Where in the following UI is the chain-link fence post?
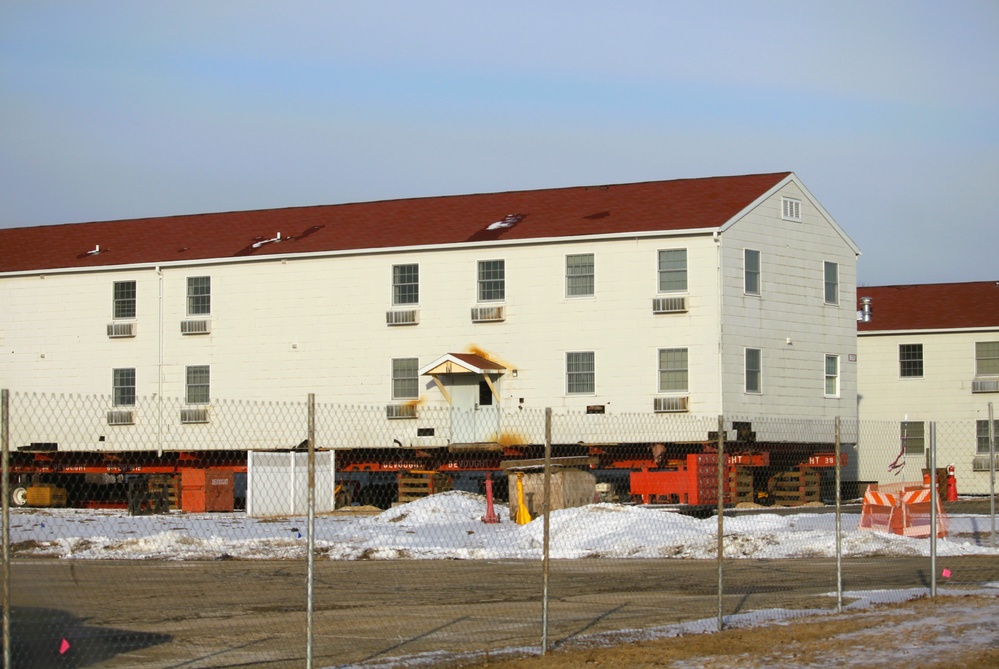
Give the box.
[929,421,938,598]
[835,416,843,613]
[541,407,552,654]
[306,393,316,669]
[716,414,725,632]
[989,402,996,549]
[2,388,10,669]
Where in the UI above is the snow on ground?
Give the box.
[10,491,999,561]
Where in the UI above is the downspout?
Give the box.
[156,266,164,456]
[713,230,724,416]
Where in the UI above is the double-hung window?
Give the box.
[745,348,762,393]
[566,352,595,394]
[824,262,839,305]
[392,264,419,305]
[977,420,999,454]
[744,249,761,295]
[901,421,925,455]
[658,348,688,393]
[657,249,687,292]
[391,358,419,400]
[824,354,840,397]
[899,344,923,378]
[187,277,211,316]
[185,366,210,404]
[566,253,594,297]
[112,368,136,406]
[113,281,136,319]
[477,260,505,302]
[976,341,999,377]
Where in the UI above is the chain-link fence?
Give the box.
[2,389,997,668]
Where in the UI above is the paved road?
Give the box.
[10,555,999,668]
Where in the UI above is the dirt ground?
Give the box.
[10,556,999,668]
[446,595,999,669]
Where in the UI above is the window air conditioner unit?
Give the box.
[471,305,505,322]
[181,319,211,335]
[386,404,418,419]
[180,407,210,424]
[972,379,999,393]
[386,309,419,326]
[106,410,135,425]
[107,322,136,338]
[653,296,687,314]
[972,455,999,471]
[654,396,689,413]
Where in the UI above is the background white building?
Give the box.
[856,281,999,494]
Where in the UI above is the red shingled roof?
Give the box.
[0,173,791,273]
[857,282,999,332]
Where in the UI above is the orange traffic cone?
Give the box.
[515,472,532,525]
[946,465,958,502]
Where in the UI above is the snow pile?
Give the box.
[10,491,999,561]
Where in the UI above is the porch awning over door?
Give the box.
[419,353,506,405]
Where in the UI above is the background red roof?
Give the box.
[857,282,999,332]
[0,173,789,272]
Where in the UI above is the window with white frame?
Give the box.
[976,420,999,454]
[566,351,595,394]
[657,249,687,292]
[824,354,840,397]
[744,249,761,295]
[899,344,923,378]
[113,281,136,319]
[745,348,762,393]
[658,348,688,393]
[976,341,999,377]
[781,197,801,221]
[185,365,210,404]
[187,276,211,316]
[477,260,505,302]
[901,421,925,455]
[566,253,594,297]
[392,264,419,305]
[824,261,839,305]
[112,368,135,406]
[391,358,419,400]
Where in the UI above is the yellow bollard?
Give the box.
[515,472,532,525]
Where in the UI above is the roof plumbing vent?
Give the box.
[251,232,283,249]
[857,296,873,323]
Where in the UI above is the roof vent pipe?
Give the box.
[857,296,873,323]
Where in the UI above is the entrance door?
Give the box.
[450,376,500,444]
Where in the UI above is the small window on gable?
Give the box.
[824,261,839,305]
[744,249,760,296]
[781,197,801,221]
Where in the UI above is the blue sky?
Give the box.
[2,1,996,286]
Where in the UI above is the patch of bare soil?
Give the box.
[447,595,999,669]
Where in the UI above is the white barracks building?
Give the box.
[0,173,860,449]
